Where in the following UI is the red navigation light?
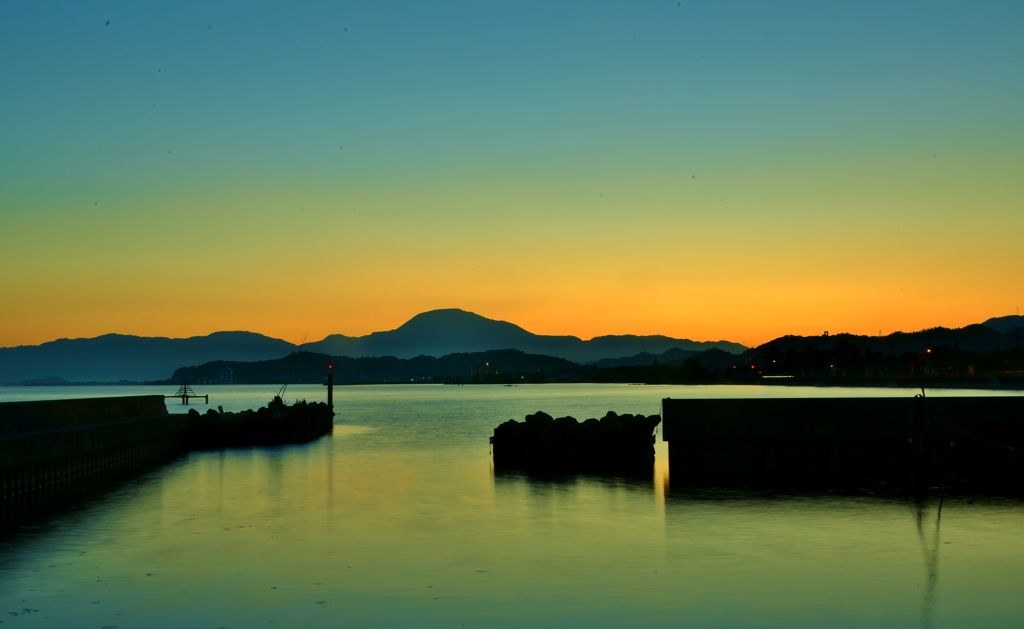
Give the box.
[328,364,333,369]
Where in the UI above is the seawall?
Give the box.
[1,396,188,523]
[662,396,1024,493]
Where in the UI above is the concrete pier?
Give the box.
[1,396,188,523]
[662,396,1024,493]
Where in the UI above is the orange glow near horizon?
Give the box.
[2,157,1022,350]
[4,250,1019,350]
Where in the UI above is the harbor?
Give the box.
[5,383,1024,528]
[2,383,1023,628]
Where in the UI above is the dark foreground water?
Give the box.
[1,384,1023,628]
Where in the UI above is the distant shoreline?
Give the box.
[4,377,1023,391]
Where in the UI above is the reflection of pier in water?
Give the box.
[657,488,959,627]
[914,498,942,629]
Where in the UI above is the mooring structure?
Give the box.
[165,381,208,405]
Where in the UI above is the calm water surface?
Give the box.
[1,384,1023,628]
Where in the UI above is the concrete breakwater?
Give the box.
[1,396,186,527]
[491,411,661,473]
[1,395,334,528]
[662,396,1024,493]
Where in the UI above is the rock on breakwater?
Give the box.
[491,410,660,473]
[187,396,334,449]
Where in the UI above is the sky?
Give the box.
[1,1,1022,349]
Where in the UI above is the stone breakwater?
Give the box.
[186,397,334,449]
[491,411,661,473]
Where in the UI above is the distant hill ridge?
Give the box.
[0,309,744,383]
[0,331,294,384]
[169,349,585,385]
[751,322,1021,355]
[983,315,1024,335]
[2,309,1020,384]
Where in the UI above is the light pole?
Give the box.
[326,363,334,416]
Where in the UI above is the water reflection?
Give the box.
[1,451,186,538]
[658,489,954,627]
[493,468,656,493]
[914,498,942,629]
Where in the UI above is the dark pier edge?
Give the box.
[661,396,1024,494]
[0,396,187,531]
[1,394,333,532]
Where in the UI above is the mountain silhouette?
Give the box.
[304,309,745,362]
[0,331,294,383]
[983,315,1024,335]
[5,308,1020,384]
[15,309,1019,384]
[0,309,744,383]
